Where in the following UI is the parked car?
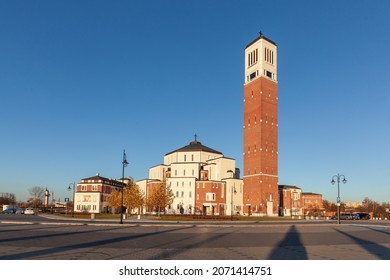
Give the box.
[352,214,360,220]
[15,208,25,214]
[1,209,16,214]
[24,208,35,215]
[332,214,354,220]
[357,213,371,220]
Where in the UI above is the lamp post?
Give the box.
[120,150,128,224]
[68,182,76,218]
[331,174,347,224]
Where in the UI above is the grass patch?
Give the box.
[49,212,122,219]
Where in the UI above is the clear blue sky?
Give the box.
[1,0,389,204]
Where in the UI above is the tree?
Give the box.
[0,193,16,205]
[146,180,174,216]
[361,197,374,212]
[323,200,337,212]
[28,186,45,208]
[123,184,145,214]
[106,189,122,212]
[106,183,145,215]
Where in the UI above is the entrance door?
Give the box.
[267,201,273,216]
[219,204,225,216]
[247,205,252,216]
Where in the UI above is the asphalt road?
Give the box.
[1,214,389,260]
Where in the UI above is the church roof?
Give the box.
[246,34,277,49]
[165,141,223,156]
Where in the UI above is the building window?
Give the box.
[248,49,258,67]
[265,48,274,64]
[191,154,194,161]
[82,186,87,191]
[250,72,256,80]
[184,155,186,162]
[92,185,98,191]
[206,193,216,201]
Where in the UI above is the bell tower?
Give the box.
[243,34,278,216]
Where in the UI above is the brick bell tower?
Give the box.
[243,34,278,216]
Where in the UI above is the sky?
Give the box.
[0,0,389,204]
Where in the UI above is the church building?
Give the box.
[137,138,243,216]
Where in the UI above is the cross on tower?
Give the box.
[194,133,198,142]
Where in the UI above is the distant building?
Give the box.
[74,173,124,214]
[302,192,323,216]
[137,140,243,216]
[278,185,303,217]
[344,202,362,209]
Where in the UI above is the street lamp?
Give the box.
[331,174,347,224]
[120,149,128,224]
[68,182,76,218]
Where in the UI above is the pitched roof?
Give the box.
[165,141,223,156]
[80,173,125,187]
[246,34,277,49]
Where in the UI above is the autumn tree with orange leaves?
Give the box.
[146,180,174,216]
[107,183,145,215]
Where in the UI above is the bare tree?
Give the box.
[0,193,16,205]
[28,186,45,208]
